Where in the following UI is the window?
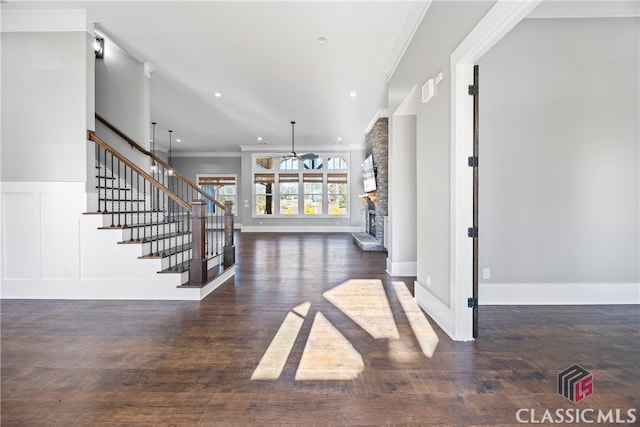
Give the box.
[328,173,347,215]
[197,175,237,215]
[252,153,349,217]
[279,174,299,215]
[327,157,347,170]
[279,158,298,170]
[255,173,274,215]
[303,157,323,170]
[255,157,274,170]
[303,173,323,215]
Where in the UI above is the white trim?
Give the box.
[480,282,640,305]
[414,281,453,340]
[199,267,236,300]
[384,0,433,80]
[173,151,242,157]
[241,225,358,233]
[365,109,389,135]
[527,0,640,19]
[385,260,417,277]
[1,9,88,33]
[446,0,542,342]
[1,181,85,193]
[394,85,419,116]
[240,146,351,153]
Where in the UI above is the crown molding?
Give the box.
[384,1,433,81]
[365,109,389,135]
[172,151,241,158]
[239,145,352,153]
[1,9,88,33]
[527,0,640,19]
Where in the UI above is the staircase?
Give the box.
[82,118,235,300]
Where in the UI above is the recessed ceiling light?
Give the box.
[257,137,263,141]
[316,36,327,44]
[176,138,181,142]
[349,91,357,97]
[214,92,222,98]
[337,137,342,141]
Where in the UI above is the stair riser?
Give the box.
[120,223,181,241]
[160,251,224,273]
[140,235,193,255]
[100,212,167,226]
[161,249,192,270]
[98,200,153,212]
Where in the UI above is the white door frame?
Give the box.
[448,0,542,341]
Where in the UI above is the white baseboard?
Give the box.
[1,278,202,300]
[386,260,417,276]
[480,282,640,305]
[414,281,453,339]
[200,266,235,299]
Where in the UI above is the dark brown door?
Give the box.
[471,65,479,338]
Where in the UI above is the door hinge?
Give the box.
[468,84,478,96]
[467,227,478,238]
[468,297,478,308]
[468,156,478,167]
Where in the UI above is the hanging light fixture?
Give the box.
[150,122,157,172]
[167,129,174,176]
[94,37,104,59]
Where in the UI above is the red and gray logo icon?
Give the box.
[558,364,593,403]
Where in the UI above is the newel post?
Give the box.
[190,200,208,286]
[223,200,235,266]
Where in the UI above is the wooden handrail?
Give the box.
[94,113,226,210]
[88,130,192,212]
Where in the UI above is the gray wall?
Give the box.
[388,1,495,304]
[172,154,242,217]
[95,37,149,149]
[477,17,640,284]
[1,31,89,182]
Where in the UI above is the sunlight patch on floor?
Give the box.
[292,301,311,317]
[295,312,364,381]
[251,304,309,380]
[393,281,439,358]
[323,279,399,339]
[252,280,441,381]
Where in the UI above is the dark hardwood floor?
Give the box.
[2,232,638,426]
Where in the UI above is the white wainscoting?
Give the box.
[1,182,228,300]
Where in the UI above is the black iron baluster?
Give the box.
[116,157,122,227]
[109,152,115,226]
[124,163,129,233]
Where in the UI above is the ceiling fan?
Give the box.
[268,121,318,161]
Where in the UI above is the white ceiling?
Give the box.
[3,1,424,153]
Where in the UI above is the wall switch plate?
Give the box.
[482,268,491,280]
[426,274,431,287]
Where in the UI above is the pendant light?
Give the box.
[167,129,174,176]
[150,122,157,172]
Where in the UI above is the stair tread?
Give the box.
[83,210,163,215]
[158,259,191,274]
[98,220,179,230]
[178,263,233,288]
[96,186,131,190]
[98,198,145,202]
[139,243,192,259]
